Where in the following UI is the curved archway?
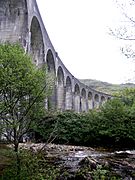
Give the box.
[30,16,44,65]
[46,49,56,110]
[74,84,80,112]
[81,88,86,98]
[0,0,28,45]
[94,94,99,108]
[88,91,93,109]
[57,66,64,86]
[65,76,72,110]
[101,96,105,105]
[81,88,87,112]
[57,66,65,110]
[75,84,80,95]
[46,49,55,73]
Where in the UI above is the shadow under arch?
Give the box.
[81,88,87,112]
[74,84,80,112]
[94,94,99,108]
[101,95,106,105]
[30,16,44,66]
[65,76,72,110]
[57,66,65,110]
[88,91,93,109]
[46,49,56,110]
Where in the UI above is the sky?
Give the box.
[36,0,135,84]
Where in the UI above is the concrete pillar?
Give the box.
[81,98,87,112]
[74,95,80,113]
[57,84,65,111]
[65,90,73,110]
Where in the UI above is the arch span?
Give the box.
[101,96,105,105]
[81,88,87,112]
[65,76,72,110]
[46,49,56,110]
[46,49,55,74]
[88,91,93,109]
[94,94,99,108]
[57,66,65,110]
[74,84,80,112]
[30,16,44,65]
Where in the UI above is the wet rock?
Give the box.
[17,143,135,179]
[79,157,97,170]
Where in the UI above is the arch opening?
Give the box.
[94,94,99,108]
[74,84,80,95]
[65,76,72,110]
[74,84,80,112]
[88,92,92,100]
[88,91,93,109]
[30,16,44,65]
[81,88,87,112]
[81,88,86,98]
[66,76,72,92]
[95,94,99,102]
[46,49,55,74]
[57,66,64,110]
[46,49,56,110]
[101,96,105,102]
[57,66,64,86]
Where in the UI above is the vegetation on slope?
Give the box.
[34,93,135,149]
[80,79,135,94]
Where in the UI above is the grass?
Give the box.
[0,144,13,176]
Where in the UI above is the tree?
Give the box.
[0,43,53,152]
[110,0,135,60]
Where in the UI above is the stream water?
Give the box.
[20,143,135,179]
[57,147,135,179]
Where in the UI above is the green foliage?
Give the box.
[0,43,52,151]
[1,149,60,180]
[80,79,135,95]
[91,165,121,180]
[35,97,135,148]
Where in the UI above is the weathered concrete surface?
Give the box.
[0,0,112,112]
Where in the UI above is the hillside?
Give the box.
[80,79,135,95]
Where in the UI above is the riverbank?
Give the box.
[1,143,135,179]
[16,143,135,179]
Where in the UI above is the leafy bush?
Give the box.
[34,97,135,148]
[1,149,60,180]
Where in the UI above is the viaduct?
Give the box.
[0,0,112,112]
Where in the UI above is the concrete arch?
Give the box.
[57,66,65,110]
[0,0,28,44]
[46,49,56,110]
[81,88,86,98]
[101,95,106,105]
[94,94,99,108]
[57,66,64,85]
[74,84,80,95]
[65,76,72,110]
[88,91,93,109]
[81,88,87,112]
[46,49,56,74]
[74,84,80,112]
[30,16,44,65]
